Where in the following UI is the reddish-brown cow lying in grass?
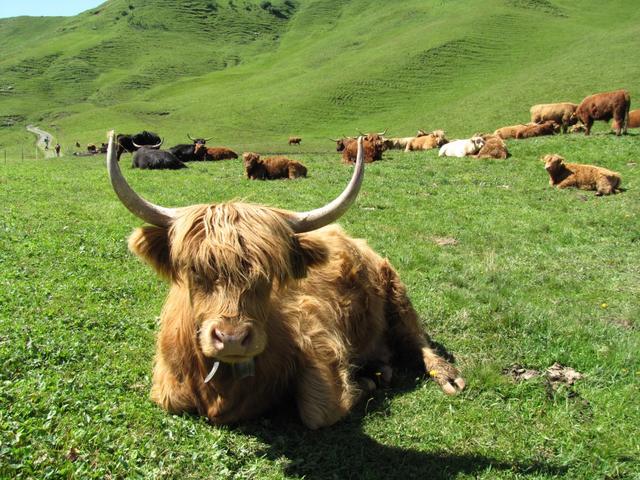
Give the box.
[243,152,307,180]
[543,154,622,196]
[494,123,536,139]
[105,133,465,429]
[515,120,560,139]
[197,146,238,161]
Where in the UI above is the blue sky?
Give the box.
[0,1,104,19]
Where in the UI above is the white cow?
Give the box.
[438,136,485,158]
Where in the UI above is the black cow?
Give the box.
[117,130,162,160]
[168,134,213,162]
[132,147,186,170]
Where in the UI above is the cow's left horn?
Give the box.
[377,128,387,136]
[106,130,178,227]
[288,136,365,233]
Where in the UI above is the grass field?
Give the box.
[1,131,639,479]
[1,0,640,478]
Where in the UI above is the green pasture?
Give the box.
[1,132,639,479]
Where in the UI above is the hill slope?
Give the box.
[1,0,639,151]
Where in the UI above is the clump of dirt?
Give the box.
[504,362,583,387]
[545,362,582,386]
[432,236,458,247]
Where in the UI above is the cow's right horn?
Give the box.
[106,130,178,227]
[288,136,365,233]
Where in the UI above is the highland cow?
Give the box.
[474,134,510,159]
[438,136,485,157]
[515,120,560,139]
[494,123,536,140]
[201,146,238,161]
[573,89,631,136]
[405,130,448,152]
[243,152,307,179]
[105,133,465,429]
[530,102,578,133]
[543,154,622,196]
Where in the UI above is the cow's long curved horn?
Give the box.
[132,138,163,149]
[106,130,178,227]
[288,136,365,233]
[204,136,213,142]
[357,129,366,136]
[187,133,195,141]
[328,137,339,142]
[377,128,387,136]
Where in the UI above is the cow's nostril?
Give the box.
[213,328,225,343]
[241,329,252,347]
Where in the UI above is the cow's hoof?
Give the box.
[429,365,466,395]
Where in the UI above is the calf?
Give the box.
[243,152,307,180]
[405,130,448,152]
[515,120,560,139]
[438,136,485,158]
[543,154,621,196]
[474,134,510,159]
[288,136,302,146]
[494,123,536,139]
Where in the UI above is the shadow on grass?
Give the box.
[239,374,568,479]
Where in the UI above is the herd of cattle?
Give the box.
[103,88,634,189]
[99,88,632,430]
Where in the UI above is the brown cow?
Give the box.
[342,139,383,164]
[333,134,384,164]
[474,134,510,159]
[494,123,536,140]
[515,121,560,139]
[288,136,302,146]
[623,109,640,129]
[573,89,631,136]
[543,154,622,196]
[105,133,465,429]
[530,102,578,133]
[243,152,307,180]
[200,146,238,161]
[405,130,448,152]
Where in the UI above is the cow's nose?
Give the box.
[212,327,252,354]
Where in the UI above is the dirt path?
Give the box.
[26,125,60,158]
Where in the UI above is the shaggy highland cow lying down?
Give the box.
[474,134,510,159]
[543,154,622,196]
[106,134,465,429]
[243,152,307,180]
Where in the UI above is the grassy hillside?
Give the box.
[1,135,639,479]
[1,0,639,152]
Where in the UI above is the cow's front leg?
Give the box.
[296,360,368,429]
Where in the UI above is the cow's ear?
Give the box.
[290,234,329,279]
[128,226,173,280]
